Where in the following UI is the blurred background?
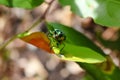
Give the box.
[0,0,120,80]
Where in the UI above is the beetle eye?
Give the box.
[54,29,59,34]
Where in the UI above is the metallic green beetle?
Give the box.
[48,29,66,53]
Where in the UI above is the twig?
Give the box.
[26,0,55,32]
[0,35,17,50]
[41,0,55,19]
[0,0,55,50]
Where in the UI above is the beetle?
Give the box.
[48,29,66,53]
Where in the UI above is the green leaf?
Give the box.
[61,43,106,63]
[79,63,110,80]
[79,61,120,80]
[0,0,44,9]
[59,0,120,27]
[46,22,106,63]
[47,22,105,56]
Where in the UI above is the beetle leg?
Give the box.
[60,43,65,53]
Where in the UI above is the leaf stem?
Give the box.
[0,35,18,50]
[25,18,42,32]
[26,0,55,32]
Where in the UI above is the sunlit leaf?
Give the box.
[20,32,54,53]
[60,43,106,63]
[46,22,105,55]
[47,22,106,63]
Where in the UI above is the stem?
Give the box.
[25,18,42,32]
[41,0,55,19]
[0,0,55,50]
[0,35,17,50]
[26,0,55,32]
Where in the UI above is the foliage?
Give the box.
[20,23,106,63]
[0,0,44,9]
[0,0,120,80]
[59,0,120,27]
[46,22,106,63]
